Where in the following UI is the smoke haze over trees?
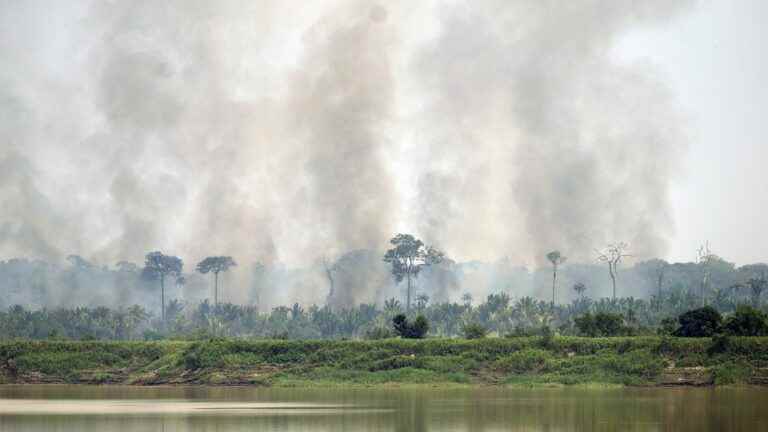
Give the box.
[5,0,760,313]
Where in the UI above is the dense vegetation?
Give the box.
[2,336,767,387]
[1,234,766,344]
[3,294,767,341]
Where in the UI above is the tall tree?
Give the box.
[596,242,630,300]
[636,259,669,310]
[573,282,587,298]
[546,251,567,307]
[196,256,237,306]
[142,251,183,322]
[383,234,444,312]
[696,242,715,306]
[738,264,768,308]
[321,255,339,308]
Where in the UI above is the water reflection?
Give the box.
[1,385,767,431]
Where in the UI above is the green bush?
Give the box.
[364,327,395,340]
[538,326,554,349]
[724,306,768,336]
[707,334,732,356]
[657,318,678,336]
[495,349,552,373]
[673,306,722,337]
[368,355,425,371]
[461,323,488,339]
[392,314,429,339]
[575,312,624,337]
[712,360,752,385]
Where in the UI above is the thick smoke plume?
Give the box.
[1,1,691,308]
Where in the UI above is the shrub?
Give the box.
[461,323,488,339]
[494,349,551,373]
[538,325,554,349]
[369,355,424,371]
[707,334,731,356]
[657,318,678,336]
[364,327,395,340]
[712,360,752,385]
[574,312,624,337]
[506,325,534,337]
[723,306,768,336]
[673,306,722,337]
[392,314,429,339]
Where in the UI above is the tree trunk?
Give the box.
[214,272,219,306]
[657,273,663,301]
[609,263,616,300]
[160,275,165,322]
[551,265,557,308]
[406,273,412,313]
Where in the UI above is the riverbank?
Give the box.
[2,337,767,387]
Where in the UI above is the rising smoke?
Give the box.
[0,0,692,308]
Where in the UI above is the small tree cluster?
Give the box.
[392,314,429,339]
[673,306,722,337]
[723,305,768,336]
[574,312,624,337]
[460,322,488,339]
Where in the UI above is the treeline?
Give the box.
[2,250,766,313]
[2,287,766,341]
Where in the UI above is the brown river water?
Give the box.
[1,385,767,431]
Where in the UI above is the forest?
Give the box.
[1,234,766,341]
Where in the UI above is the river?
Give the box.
[1,385,767,431]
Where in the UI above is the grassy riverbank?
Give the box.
[2,337,768,387]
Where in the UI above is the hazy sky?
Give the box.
[0,0,766,268]
[615,0,768,265]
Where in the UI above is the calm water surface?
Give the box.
[1,385,767,431]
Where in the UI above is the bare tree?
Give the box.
[546,251,567,307]
[596,242,631,300]
[321,255,339,308]
[696,242,715,306]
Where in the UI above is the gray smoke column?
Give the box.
[284,3,397,259]
[411,0,692,266]
[0,1,693,307]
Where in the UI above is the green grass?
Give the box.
[1,336,767,387]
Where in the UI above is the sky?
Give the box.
[614,0,768,265]
[0,0,766,270]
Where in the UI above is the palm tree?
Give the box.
[546,251,567,307]
[573,282,587,298]
[384,298,402,315]
[142,251,183,322]
[415,294,430,312]
[196,256,237,306]
[461,292,473,309]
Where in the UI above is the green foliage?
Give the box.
[712,360,752,385]
[195,256,237,275]
[723,305,768,336]
[707,334,732,356]
[538,325,554,349]
[364,327,395,340]
[460,322,488,339]
[673,306,722,337]
[2,337,768,387]
[574,312,624,337]
[657,317,677,335]
[392,314,429,339]
[368,355,425,371]
[495,349,552,373]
